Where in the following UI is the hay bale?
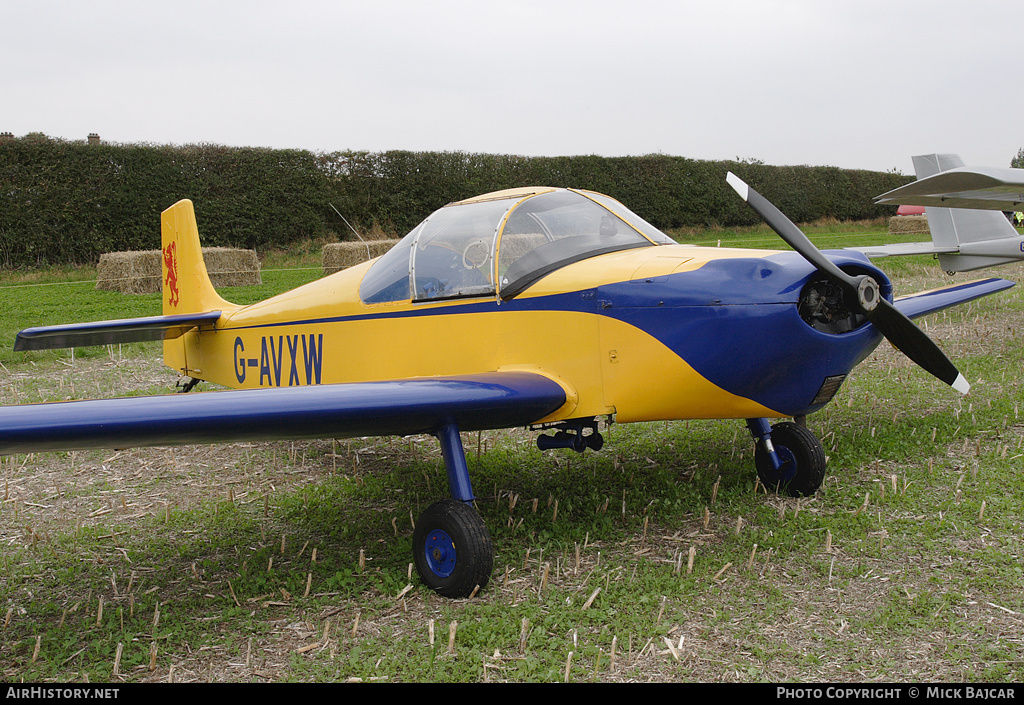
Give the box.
[323,240,400,275]
[96,250,162,294]
[201,247,262,287]
[96,247,261,294]
[888,215,929,236]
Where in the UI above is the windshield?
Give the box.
[360,188,670,304]
[579,191,676,246]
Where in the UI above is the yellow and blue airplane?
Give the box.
[1,175,1013,597]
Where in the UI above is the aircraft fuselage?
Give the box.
[175,244,887,426]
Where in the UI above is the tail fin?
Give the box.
[161,200,233,315]
[161,200,234,377]
[915,154,1024,272]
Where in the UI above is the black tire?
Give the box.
[413,500,493,598]
[754,421,826,497]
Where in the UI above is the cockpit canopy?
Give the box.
[359,187,675,304]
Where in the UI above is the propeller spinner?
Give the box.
[726,172,970,395]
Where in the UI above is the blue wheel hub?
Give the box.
[424,529,457,578]
[766,446,797,485]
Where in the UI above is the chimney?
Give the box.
[0,132,13,143]
[88,133,101,145]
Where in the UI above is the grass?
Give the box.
[1,221,1023,682]
[0,246,325,368]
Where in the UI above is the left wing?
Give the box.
[876,165,1024,211]
[848,241,956,258]
[894,277,1015,320]
[0,371,568,455]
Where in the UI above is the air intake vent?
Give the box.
[811,375,846,406]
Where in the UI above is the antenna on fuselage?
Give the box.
[329,203,372,261]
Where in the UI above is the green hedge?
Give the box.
[0,136,911,267]
[0,137,334,266]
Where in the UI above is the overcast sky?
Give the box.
[3,0,1021,175]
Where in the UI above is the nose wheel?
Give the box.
[413,499,493,598]
[751,420,826,497]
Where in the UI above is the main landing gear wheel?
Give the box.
[413,499,493,598]
[754,421,826,497]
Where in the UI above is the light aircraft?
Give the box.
[1,176,1013,598]
[848,154,1024,273]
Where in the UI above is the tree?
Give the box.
[1012,148,1024,169]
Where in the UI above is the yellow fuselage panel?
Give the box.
[597,316,778,421]
[186,307,605,417]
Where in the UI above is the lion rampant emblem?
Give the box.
[163,241,180,308]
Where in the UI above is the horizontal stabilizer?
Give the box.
[876,166,1024,211]
[0,371,568,455]
[894,278,1015,320]
[14,311,222,351]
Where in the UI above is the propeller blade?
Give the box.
[727,172,853,286]
[865,298,970,394]
[726,172,970,395]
